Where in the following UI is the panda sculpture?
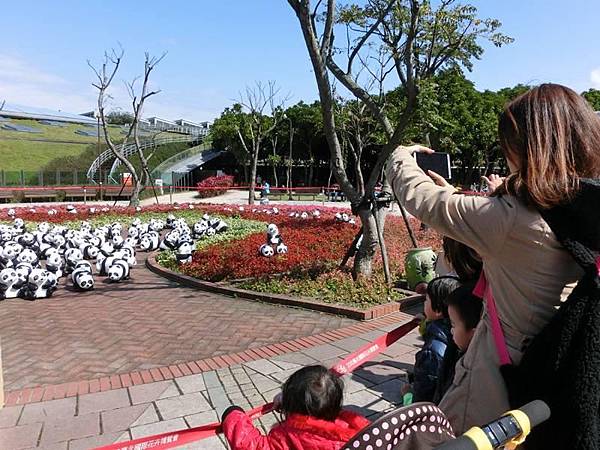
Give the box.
[175,242,194,265]
[0,268,21,299]
[259,243,275,257]
[45,252,64,278]
[276,242,288,254]
[64,248,84,274]
[20,268,56,300]
[16,248,39,267]
[107,259,130,282]
[266,224,282,246]
[71,265,94,291]
[160,231,180,251]
[80,243,99,260]
[139,233,160,252]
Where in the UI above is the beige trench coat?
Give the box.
[386,148,581,434]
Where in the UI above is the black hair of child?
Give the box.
[426,276,461,318]
[281,365,344,421]
[444,283,483,329]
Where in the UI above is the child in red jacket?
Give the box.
[222,365,370,450]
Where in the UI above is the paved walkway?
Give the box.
[0,264,354,392]
[0,312,422,450]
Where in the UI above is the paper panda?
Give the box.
[107,259,130,282]
[7,209,16,217]
[0,245,19,268]
[335,212,343,221]
[13,218,25,232]
[45,252,64,278]
[66,204,77,214]
[276,242,288,254]
[166,214,177,229]
[175,242,194,265]
[212,219,228,233]
[139,233,160,252]
[17,233,39,251]
[64,248,83,274]
[17,248,39,267]
[259,243,275,257]
[15,262,33,285]
[20,268,56,300]
[312,210,321,218]
[205,226,216,237]
[300,212,309,219]
[193,221,208,238]
[131,218,142,228]
[97,255,116,275]
[119,246,137,268]
[112,235,125,250]
[80,243,99,260]
[0,268,22,299]
[266,224,282,246]
[71,265,94,291]
[160,231,180,251]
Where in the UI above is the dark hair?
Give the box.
[281,365,344,421]
[497,83,600,209]
[426,276,461,317]
[445,283,483,330]
[442,236,482,282]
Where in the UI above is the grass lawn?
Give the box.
[0,140,90,171]
[0,119,123,143]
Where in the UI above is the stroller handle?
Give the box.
[435,400,550,449]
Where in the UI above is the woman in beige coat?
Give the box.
[386,84,600,434]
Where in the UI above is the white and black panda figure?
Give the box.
[64,248,84,274]
[160,231,180,251]
[259,243,275,257]
[266,224,282,246]
[192,221,207,239]
[13,218,25,232]
[97,256,116,276]
[15,262,33,285]
[139,233,160,252]
[107,259,130,282]
[119,246,137,268]
[66,204,77,214]
[0,245,18,268]
[165,214,177,229]
[20,268,56,300]
[112,235,125,250]
[175,242,194,265]
[17,233,39,252]
[212,219,228,234]
[71,265,94,291]
[0,268,22,299]
[45,252,64,278]
[312,210,321,219]
[17,248,39,267]
[80,243,99,260]
[334,212,343,222]
[300,212,309,220]
[276,242,288,254]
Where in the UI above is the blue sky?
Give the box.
[1,0,599,122]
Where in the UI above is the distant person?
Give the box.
[222,365,369,450]
[261,180,270,199]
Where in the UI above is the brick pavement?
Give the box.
[0,264,355,392]
[0,315,422,450]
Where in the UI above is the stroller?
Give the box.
[342,400,549,450]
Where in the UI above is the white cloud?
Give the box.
[0,53,219,121]
[591,68,600,88]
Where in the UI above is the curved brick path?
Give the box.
[0,264,355,392]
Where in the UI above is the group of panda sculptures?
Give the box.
[0,213,229,301]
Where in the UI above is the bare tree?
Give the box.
[89,48,166,206]
[236,81,289,204]
[0,100,5,111]
[287,0,511,279]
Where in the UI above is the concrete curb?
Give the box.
[146,252,423,321]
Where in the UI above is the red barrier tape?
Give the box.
[94,318,420,450]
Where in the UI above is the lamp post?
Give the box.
[95,109,101,183]
[284,114,294,201]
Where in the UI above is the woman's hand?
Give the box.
[427,170,451,187]
[400,144,434,155]
[482,174,505,192]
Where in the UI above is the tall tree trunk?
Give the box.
[248,144,259,205]
[272,164,279,187]
[353,205,389,280]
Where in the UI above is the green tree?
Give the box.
[106,109,134,125]
[288,0,512,279]
[582,88,600,110]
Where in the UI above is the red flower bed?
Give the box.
[180,214,442,282]
[180,217,359,281]
[196,174,235,198]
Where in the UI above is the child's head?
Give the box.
[442,237,482,282]
[445,284,483,351]
[281,365,344,421]
[425,276,461,320]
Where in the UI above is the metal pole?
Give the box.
[288,117,294,201]
[169,184,173,204]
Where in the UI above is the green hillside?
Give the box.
[0,118,186,172]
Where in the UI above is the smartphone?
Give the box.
[415,152,452,179]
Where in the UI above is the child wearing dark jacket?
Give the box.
[222,365,370,450]
[404,276,460,403]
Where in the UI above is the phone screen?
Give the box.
[415,153,452,179]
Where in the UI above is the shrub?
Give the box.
[196,174,234,199]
